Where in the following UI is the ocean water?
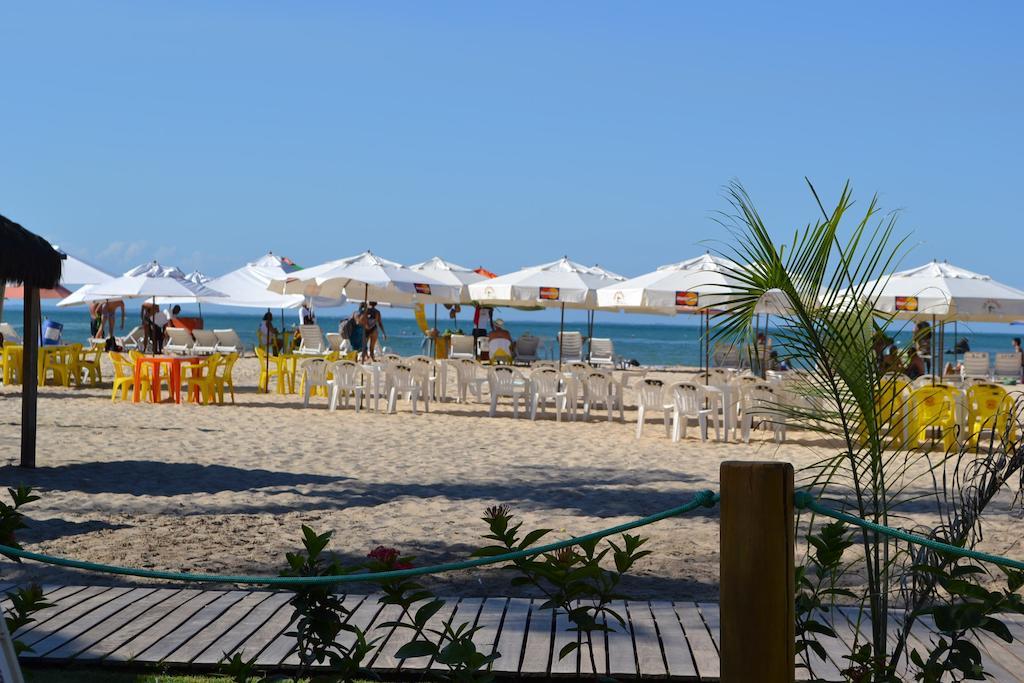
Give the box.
[6,306,1022,368]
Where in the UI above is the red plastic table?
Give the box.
[133,355,201,403]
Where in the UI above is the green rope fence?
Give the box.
[795,491,1024,572]
[0,490,720,586]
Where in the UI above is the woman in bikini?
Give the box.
[363,302,386,361]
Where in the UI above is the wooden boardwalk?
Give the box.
[6,583,1024,680]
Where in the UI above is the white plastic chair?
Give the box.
[738,382,787,443]
[529,367,569,421]
[327,360,363,412]
[448,334,476,360]
[191,329,219,355]
[583,370,616,422]
[588,338,619,368]
[961,351,990,380]
[454,359,487,403]
[488,366,528,417]
[300,358,330,407]
[214,329,246,356]
[408,355,437,406]
[670,382,719,442]
[387,363,425,414]
[164,328,195,355]
[557,331,584,363]
[514,335,540,365]
[297,324,326,355]
[636,378,673,439]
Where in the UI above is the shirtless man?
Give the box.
[101,300,125,338]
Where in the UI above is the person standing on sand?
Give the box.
[88,301,103,338]
[101,299,125,338]
[363,302,386,361]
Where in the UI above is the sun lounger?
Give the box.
[448,334,475,360]
[994,352,1021,382]
[213,329,246,356]
[961,351,990,380]
[557,331,584,363]
[117,325,144,350]
[588,337,620,368]
[297,324,326,355]
[0,322,23,345]
[514,334,540,365]
[191,328,219,355]
[164,327,195,355]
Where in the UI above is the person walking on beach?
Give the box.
[363,301,386,361]
[101,299,125,338]
[1014,337,1023,381]
[88,301,103,338]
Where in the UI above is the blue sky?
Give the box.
[3,2,1022,299]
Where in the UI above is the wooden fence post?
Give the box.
[720,461,794,683]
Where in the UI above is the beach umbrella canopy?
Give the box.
[595,253,740,314]
[863,260,1024,322]
[269,250,461,304]
[4,284,72,300]
[408,257,488,304]
[467,257,626,309]
[58,261,225,305]
[52,246,111,285]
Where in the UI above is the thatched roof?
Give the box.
[1,213,63,288]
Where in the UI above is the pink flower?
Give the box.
[367,546,414,570]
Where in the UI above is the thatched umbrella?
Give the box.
[0,214,63,468]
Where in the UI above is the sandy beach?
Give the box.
[3,357,1023,601]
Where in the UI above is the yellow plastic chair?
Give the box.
[40,345,73,387]
[213,353,238,404]
[965,383,1015,448]
[129,349,172,398]
[907,384,959,451]
[182,354,222,405]
[110,351,148,402]
[256,347,293,394]
[873,374,911,448]
[74,344,103,386]
[2,344,23,385]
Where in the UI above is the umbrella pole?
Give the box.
[0,282,5,324]
[761,314,769,379]
[21,286,40,468]
[198,301,203,321]
[557,302,565,389]
[265,309,271,394]
[931,314,936,385]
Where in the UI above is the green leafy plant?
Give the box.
[795,520,856,670]
[1,485,51,656]
[713,179,1024,681]
[473,504,650,667]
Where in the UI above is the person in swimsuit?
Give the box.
[363,301,386,361]
[101,299,125,338]
[88,301,103,338]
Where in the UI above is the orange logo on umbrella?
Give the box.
[895,296,918,312]
[675,290,698,307]
[414,283,432,295]
[539,287,560,301]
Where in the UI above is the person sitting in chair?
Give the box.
[488,319,514,362]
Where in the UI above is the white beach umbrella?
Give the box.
[58,261,225,305]
[408,257,487,304]
[864,260,1024,323]
[595,253,740,314]
[268,251,461,305]
[52,246,111,285]
[467,257,626,310]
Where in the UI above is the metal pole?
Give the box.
[720,461,795,682]
[0,282,6,325]
[21,287,40,468]
[557,302,565,384]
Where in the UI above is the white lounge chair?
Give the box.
[994,352,1021,382]
[0,322,23,345]
[448,334,475,360]
[191,329,219,355]
[557,331,584,363]
[327,360,363,412]
[164,328,195,355]
[961,352,990,380]
[713,343,746,369]
[588,338,619,368]
[514,335,540,365]
[296,325,326,355]
[117,325,144,350]
[214,329,246,356]
[326,332,343,353]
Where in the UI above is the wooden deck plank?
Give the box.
[169,591,275,664]
[792,610,846,682]
[629,601,668,678]
[192,591,293,665]
[490,597,530,674]
[18,587,130,648]
[252,616,299,667]
[915,613,1024,683]
[367,600,422,670]
[550,606,579,676]
[649,602,697,679]
[31,587,156,659]
[584,606,609,677]
[431,597,482,672]
[13,586,104,637]
[518,599,553,676]
[473,597,508,664]
[364,602,406,669]
[52,589,183,661]
[230,598,295,663]
[397,599,457,671]
[90,589,207,661]
[605,600,637,678]
[128,590,248,662]
[676,603,717,680]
